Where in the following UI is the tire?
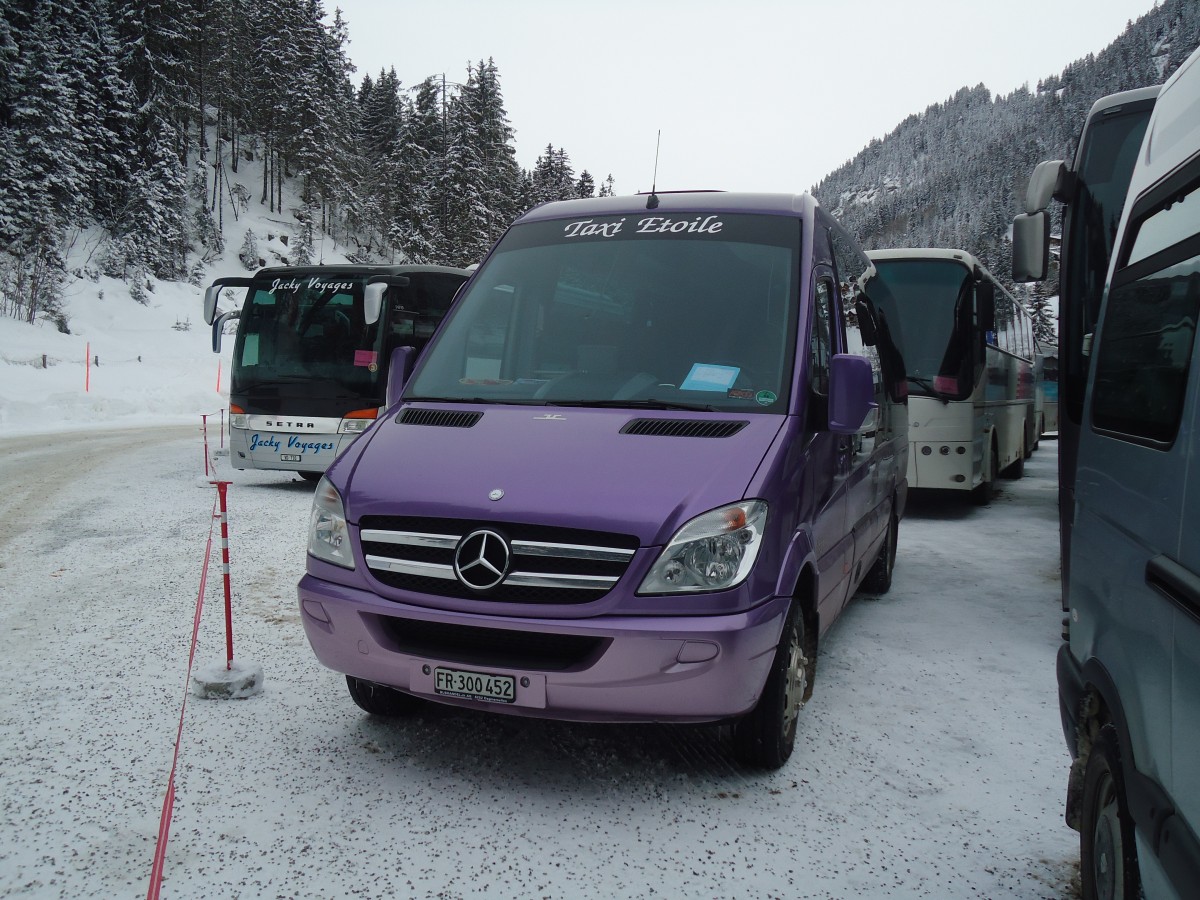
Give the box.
[297,470,322,483]
[972,439,998,506]
[733,602,807,769]
[859,511,897,595]
[1080,725,1142,900]
[346,675,424,716]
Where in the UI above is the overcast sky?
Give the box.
[326,0,1163,195]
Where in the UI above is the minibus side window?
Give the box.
[1092,170,1200,446]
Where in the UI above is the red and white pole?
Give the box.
[200,414,211,477]
[214,481,234,670]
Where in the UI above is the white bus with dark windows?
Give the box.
[204,264,471,480]
[866,248,1036,503]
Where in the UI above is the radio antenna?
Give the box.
[647,130,661,209]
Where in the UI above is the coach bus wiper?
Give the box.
[907,376,951,405]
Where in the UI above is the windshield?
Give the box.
[869,259,974,400]
[407,213,799,411]
[232,272,464,402]
[1061,106,1152,422]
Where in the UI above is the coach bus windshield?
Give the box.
[869,259,975,401]
[231,273,463,402]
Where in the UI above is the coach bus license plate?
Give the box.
[434,667,516,704]
[280,454,302,462]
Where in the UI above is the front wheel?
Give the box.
[1080,725,1142,900]
[973,439,999,506]
[733,603,807,769]
[859,511,898,595]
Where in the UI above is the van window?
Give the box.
[810,279,835,396]
[1092,168,1200,445]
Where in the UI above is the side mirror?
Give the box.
[828,354,876,434]
[385,345,417,407]
[855,300,878,346]
[211,309,240,353]
[976,281,996,333]
[1024,159,1065,214]
[203,277,254,325]
[1012,211,1051,283]
[365,275,411,326]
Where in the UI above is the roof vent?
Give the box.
[620,419,748,438]
[398,408,483,428]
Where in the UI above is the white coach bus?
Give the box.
[866,248,1036,503]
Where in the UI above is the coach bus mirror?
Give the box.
[855,300,878,346]
[828,354,876,434]
[385,345,417,407]
[976,282,996,333]
[203,277,254,325]
[1012,211,1051,283]
[365,275,412,326]
[211,309,240,353]
[1024,159,1064,214]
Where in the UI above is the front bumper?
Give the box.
[298,574,790,723]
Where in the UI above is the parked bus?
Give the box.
[865,248,1035,503]
[203,264,471,480]
[1013,85,1158,600]
[1049,47,1200,900]
[1041,351,1059,435]
[299,191,909,770]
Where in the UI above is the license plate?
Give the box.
[279,454,302,462]
[434,667,516,704]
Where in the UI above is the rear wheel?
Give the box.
[859,511,897,595]
[297,471,322,483]
[346,675,424,716]
[1003,434,1025,479]
[1080,725,1141,900]
[733,603,807,769]
[972,439,999,506]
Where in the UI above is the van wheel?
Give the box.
[733,603,807,769]
[297,471,322,483]
[346,675,424,716]
[972,440,998,505]
[1080,725,1141,900]
[859,511,897,595]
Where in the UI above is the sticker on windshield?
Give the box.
[680,364,739,392]
[354,350,377,368]
[755,390,777,406]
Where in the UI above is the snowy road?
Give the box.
[0,427,1078,899]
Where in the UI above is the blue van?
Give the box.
[298,191,908,769]
[1057,44,1200,900]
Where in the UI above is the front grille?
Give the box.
[621,418,748,438]
[360,516,639,604]
[376,616,606,671]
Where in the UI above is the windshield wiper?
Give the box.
[402,396,537,405]
[907,376,951,405]
[546,399,720,412]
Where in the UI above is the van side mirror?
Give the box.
[976,281,996,333]
[203,277,254,325]
[828,354,876,434]
[1012,211,1051,282]
[385,345,417,407]
[365,275,412,326]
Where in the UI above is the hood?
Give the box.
[343,404,785,546]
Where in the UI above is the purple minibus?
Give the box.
[298,191,908,768]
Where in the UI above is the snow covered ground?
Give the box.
[0,175,1080,897]
[0,407,1078,897]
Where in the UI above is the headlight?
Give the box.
[638,500,767,594]
[307,476,354,569]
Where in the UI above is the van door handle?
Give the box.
[1146,555,1200,623]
